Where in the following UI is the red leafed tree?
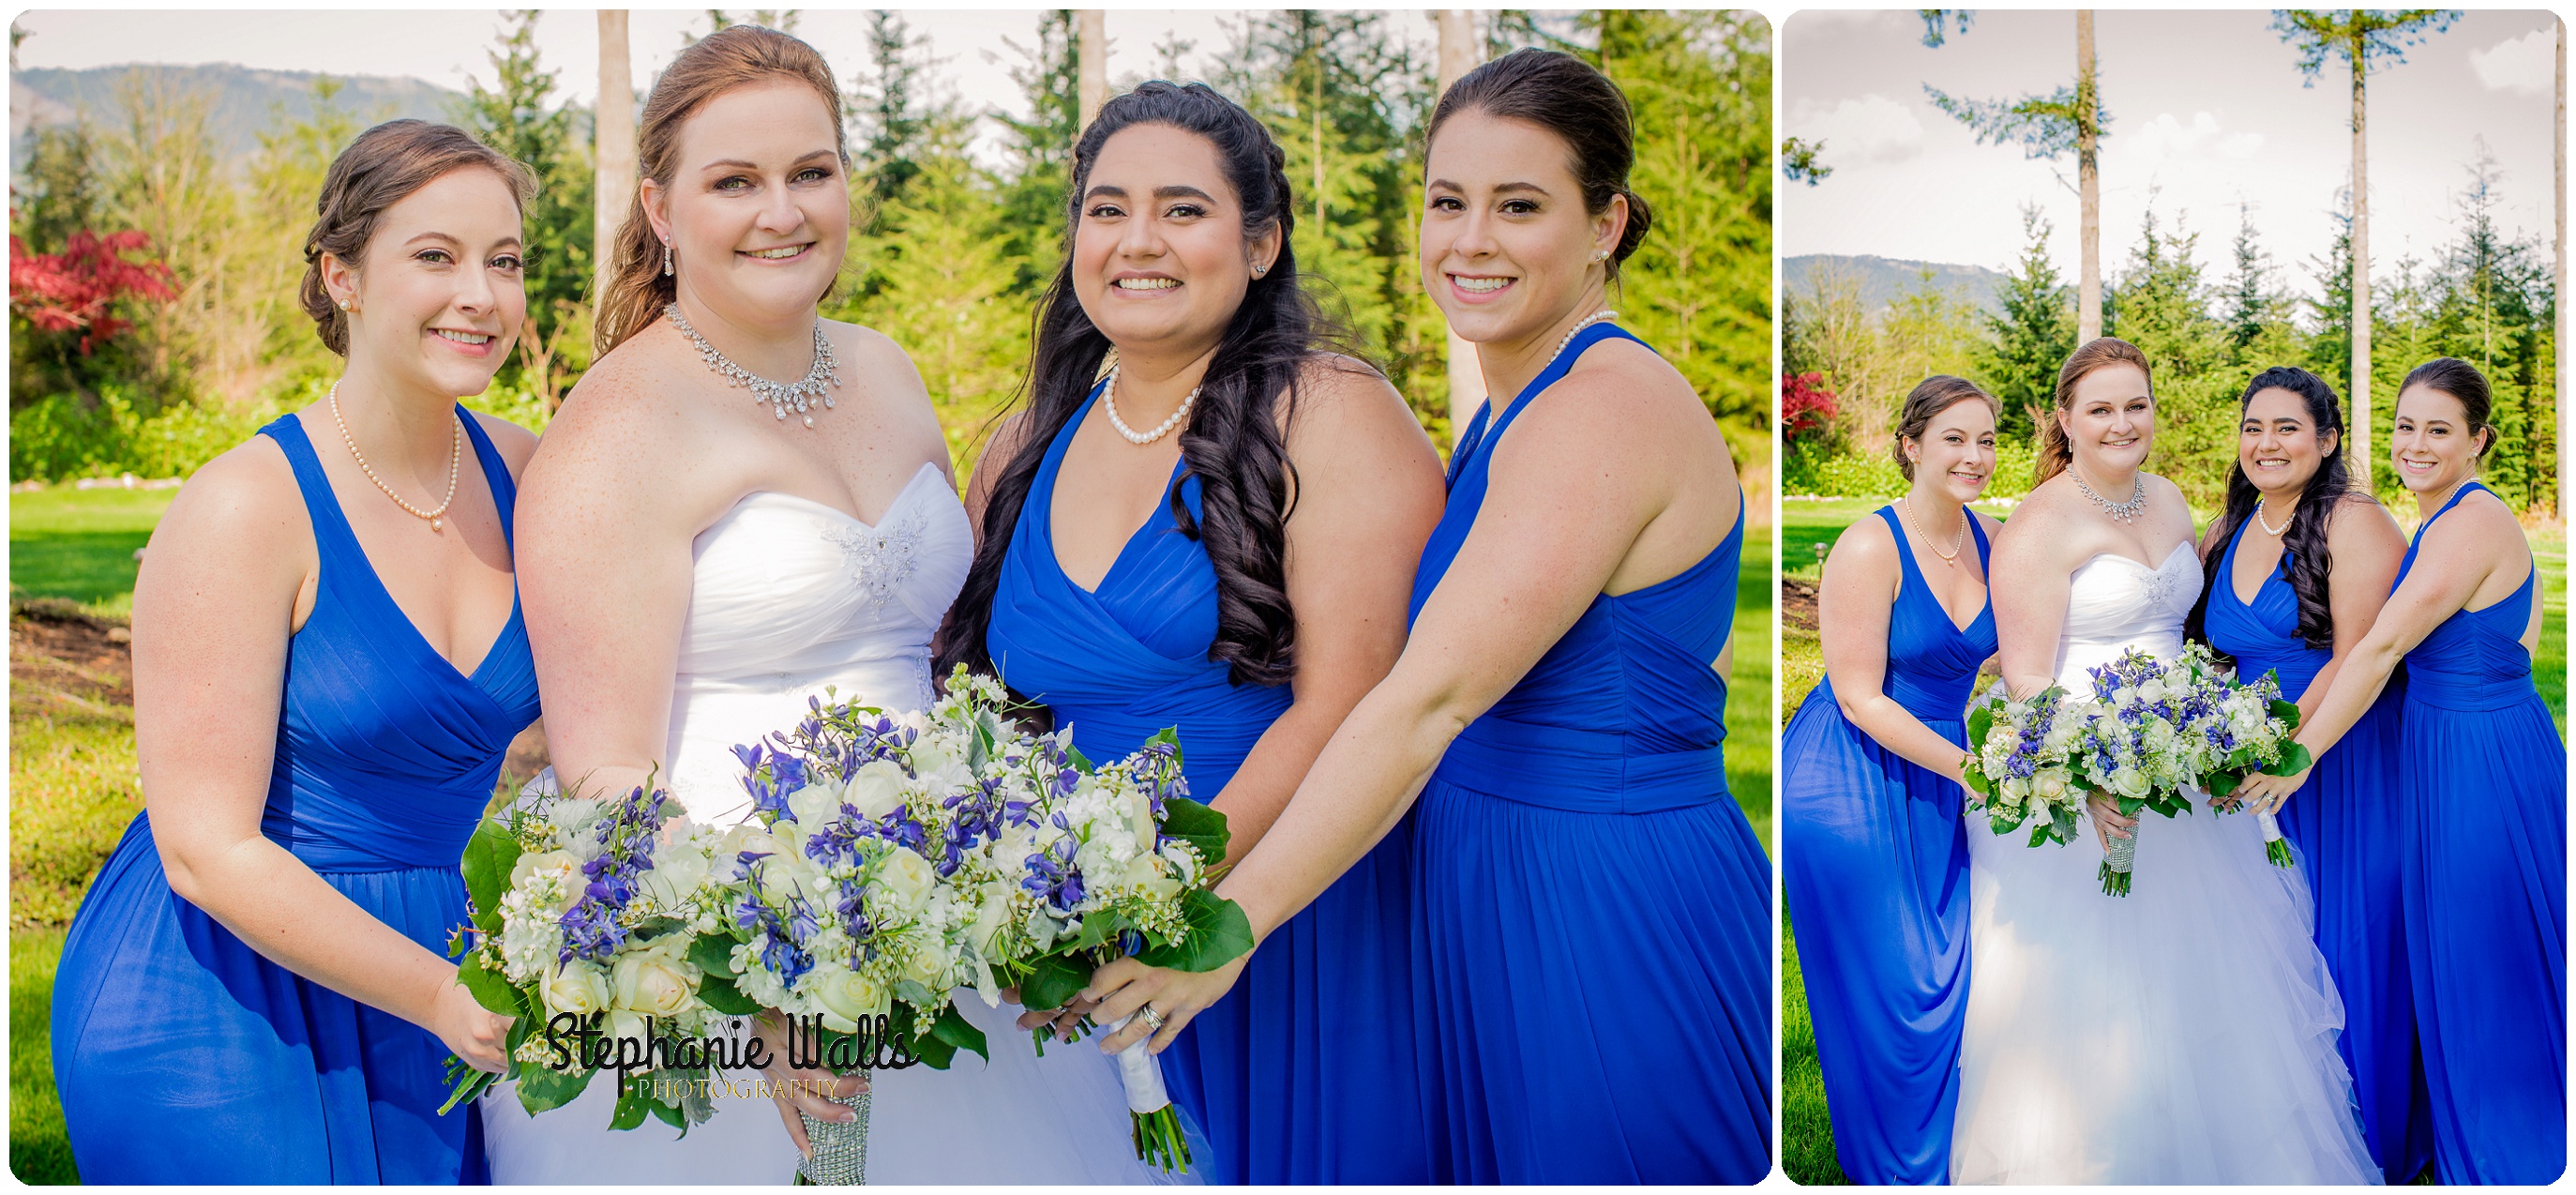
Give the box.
[1782,371,1839,443]
[9,229,175,355]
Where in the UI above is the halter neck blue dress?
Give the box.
[51,411,540,1184]
[2392,480,2565,1184]
[986,382,1428,1184]
[1409,323,1769,1183]
[1783,505,1995,1183]
[2202,512,2428,1182]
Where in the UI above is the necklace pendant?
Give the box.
[804,415,815,428]
[429,518,442,533]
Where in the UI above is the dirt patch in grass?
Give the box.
[1784,578,1818,634]
[11,600,131,715]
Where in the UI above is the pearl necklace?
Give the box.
[329,382,459,532]
[1101,357,1200,446]
[2070,466,2147,523]
[1543,309,1619,377]
[2418,476,2469,521]
[2252,495,2294,536]
[667,303,840,428]
[1900,496,1966,566]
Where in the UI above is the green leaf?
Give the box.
[516,1062,594,1114]
[459,952,526,1017]
[687,933,744,976]
[1966,703,1994,746]
[2271,742,2313,776]
[1067,910,1131,952]
[650,1097,686,1130]
[1065,744,1092,773]
[696,970,761,1017]
[459,819,523,936]
[1017,952,1093,1013]
[1136,888,1255,972]
[2269,698,2301,729]
[1154,795,1230,864]
[2049,804,2079,845]
[610,1084,651,1131]
[929,1001,990,1062]
[911,1030,959,1070]
[2205,769,2243,798]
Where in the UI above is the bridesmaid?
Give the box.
[1079,49,1767,1183]
[936,82,1447,1181]
[1783,375,2001,1183]
[2183,365,2423,1182]
[49,121,537,1182]
[2236,357,2566,1184]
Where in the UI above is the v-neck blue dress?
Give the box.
[2202,513,2427,1183]
[1409,323,1769,1183]
[2392,480,2566,1184]
[52,411,540,1184]
[985,382,1429,1184]
[1783,504,1996,1184]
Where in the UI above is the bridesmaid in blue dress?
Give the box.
[935,83,1447,1183]
[2236,357,2566,1184]
[2186,365,2424,1182]
[1783,376,2002,1184]
[49,121,540,1183]
[1083,49,1769,1183]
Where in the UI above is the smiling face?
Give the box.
[326,166,525,399]
[1419,108,1621,346]
[2389,383,2490,493]
[1070,122,1274,360]
[1909,399,1998,505]
[645,81,848,327]
[2237,386,2335,500]
[2059,363,2154,476]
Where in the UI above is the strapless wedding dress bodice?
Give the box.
[1951,539,2378,1185]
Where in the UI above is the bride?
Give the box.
[1953,338,2378,1185]
[492,26,1176,1185]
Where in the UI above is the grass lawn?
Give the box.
[10,931,68,1185]
[1778,493,2567,1184]
[8,488,177,619]
[1731,523,1774,853]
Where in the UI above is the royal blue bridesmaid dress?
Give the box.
[1781,504,1994,1184]
[986,381,1429,1184]
[51,411,540,1184]
[2202,513,2429,1183]
[1409,322,1770,1183]
[2392,480,2566,1184]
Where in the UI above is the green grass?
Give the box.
[8,487,178,618]
[1730,523,1773,853]
[1779,494,2568,1182]
[10,930,70,1185]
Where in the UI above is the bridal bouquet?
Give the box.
[2171,643,2312,869]
[443,778,741,1132]
[1961,686,2087,847]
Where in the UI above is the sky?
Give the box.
[11,8,1440,162]
[1781,9,2560,303]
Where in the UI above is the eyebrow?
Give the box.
[402,232,523,250]
[1425,178,1552,197]
[1083,184,1219,204]
[699,150,837,173]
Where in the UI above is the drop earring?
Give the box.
[661,241,673,277]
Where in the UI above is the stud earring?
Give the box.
[1591,249,1610,263]
[1252,263,1268,279]
[661,241,673,277]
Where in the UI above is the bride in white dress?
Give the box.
[493,27,1180,1185]
[1954,339,2377,1185]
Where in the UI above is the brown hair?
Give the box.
[299,119,535,356]
[2397,356,2497,461]
[2035,337,2154,486]
[1892,375,1999,481]
[1427,48,1653,280]
[595,24,850,357]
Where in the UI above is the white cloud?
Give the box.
[2469,28,2554,96]
[1787,93,1926,167]
[2116,112,2263,165]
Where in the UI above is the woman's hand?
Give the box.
[429,980,515,1074]
[2086,794,2136,854]
[2233,766,2310,817]
[750,1010,869,1158]
[1087,954,1253,1055]
[1013,990,1098,1040]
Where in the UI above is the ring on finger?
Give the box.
[1137,1006,1166,1033]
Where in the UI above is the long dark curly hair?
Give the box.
[934,81,1329,688]
[2187,365,2367,653]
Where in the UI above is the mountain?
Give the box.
[12,63,463,176]
[1783,253,2008,316]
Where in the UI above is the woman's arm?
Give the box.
[133,442,510,1071]
[1816,515,1979,782]
[1988,490,2074,701]
[2286,495,2405,727]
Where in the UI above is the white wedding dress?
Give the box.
[484,462,1191,1185]
[1949,544,2379,1186]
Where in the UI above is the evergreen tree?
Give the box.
[457,10,594,398]
[852,11,928,205]
[1981,204,2074,442]
[994,10,1080,283]
[2106,204,2234,503]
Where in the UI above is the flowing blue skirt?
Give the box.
[1780,679,1970,1185]
[52,816,486,1184]
[2401,692,2567,1185]
[2275,688,2431,1183]
[1161,816,1430,1183]
[1413,779,1770,1183]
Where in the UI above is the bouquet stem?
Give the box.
[1132,1106,1192,1172]
[2257,809,2295,869]
[795,1088,872,1186]
[2098,826,2136,897]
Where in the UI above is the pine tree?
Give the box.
[458,10,594,399]
[1981,204,2075,442]
[2106,204,2234,503]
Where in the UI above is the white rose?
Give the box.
[900,942,947,988]
[788,782,845,835]
[544,962,612,1017]
[2114,768,2151,798]
[843,760,911,822]
[611,947,700,1017]
[873,850,937,914]
[638,845,711,912]
[812,968,889,1027]
[2034,769,2069,801]
[965,883,1016,958]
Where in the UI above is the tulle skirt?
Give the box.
[1413,777,1771,1184]
[2401,691,2566,1185]
[52,816,487,1184]
[1781,684,1971,1185]
[1951,793,2379,1185]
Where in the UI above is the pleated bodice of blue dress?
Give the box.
[986,381,1428,1184]
[2202,513,2428,1182]
[52,411,540,1184]
[2389,480,2566,1184]
[1408,322,1770,1183]
[1782,504,1994,1184]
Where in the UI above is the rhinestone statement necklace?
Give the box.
[2071,467,2147,523]
[667,303,840,428]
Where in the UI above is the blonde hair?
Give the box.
[594,25,849,357]
[2035,337,2153,486]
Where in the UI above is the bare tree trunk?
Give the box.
[1312,52,1325,232]
[1436,10,1484,431]
[2557,18,2568,522]
[2351,40,2374,492]
[594,9,635,360]
[2076,10,2101,342]
[1077,11,1107,130]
